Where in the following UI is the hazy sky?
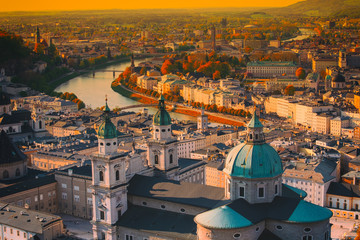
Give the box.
[1,0,301,12]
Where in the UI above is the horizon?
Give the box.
[0,0,302,12]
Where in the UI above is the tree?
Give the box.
[213,70,221,80]
[284,85,295,96]
[295,67,306,80]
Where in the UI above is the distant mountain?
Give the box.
[268,0,360,17]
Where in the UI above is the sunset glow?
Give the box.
[1,0,301,12]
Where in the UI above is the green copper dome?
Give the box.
[97,99,117,139]
[153,95,171,126]
[325,75,332,81]
[224,112,282,178]
[194,205,253,229]
[224,143,283,178]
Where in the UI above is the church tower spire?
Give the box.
[147,95,179,179]
[91,97,128,240]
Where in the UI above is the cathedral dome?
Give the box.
[97,101,117,139]
[332,74,345,83]
[153,95,171,126]
[223,113,283,179]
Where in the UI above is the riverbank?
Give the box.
[111,81,245,127]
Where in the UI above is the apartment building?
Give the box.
[282,159,339,207]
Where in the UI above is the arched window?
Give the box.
[99,171,104,182]
[275,184,278,195]
[355,204,359,210]
[15,168,20,177]
[302,235,312,240]
[116,170,119,181]
[155,155,159,164]
[249,134,253,140]
[170,154,173,164]
[255,134,258,139]
[3,170,9,179]
[344,203,347,210]
[39,121,42,129]
[3,107,6,113]
[336,202,340,209]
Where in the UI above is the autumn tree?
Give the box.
[213,70,221,80]
[296,67,306,80]
[284,85,295,96]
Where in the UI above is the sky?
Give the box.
[1,0,301,12]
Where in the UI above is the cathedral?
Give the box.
[90,96,332,240]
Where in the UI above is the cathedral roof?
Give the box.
[117,205,197,240]
[195,195,333,229]
[153,95,171,126]
[128,174,227,209]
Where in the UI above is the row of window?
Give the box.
[2,168,22,179]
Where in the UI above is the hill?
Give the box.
[269,0,360,17]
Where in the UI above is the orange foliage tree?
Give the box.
[296,67,306,80]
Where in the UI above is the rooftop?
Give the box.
[128,175,227,209]
[0,202,62,234]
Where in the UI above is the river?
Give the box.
[55,59,197,122]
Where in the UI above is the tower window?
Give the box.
[249,134,252,139]
[239,186,245,198]
[170,154,173,164]
[15,168,20,177]
[3,170,9,179]
[100,210,105,220]
[162,129,166,132]
[275,184,278,195]
[155,155,159,164]
[156,129,159,132]
[113,142,116,145]
[116,170,120,181]
[302,236,312,240]
[106,143,111,146]
[258,187,264,198]
[39,121,42,129]
[100,142,104,146]
[99,171,104,182]
[255,134,258,139]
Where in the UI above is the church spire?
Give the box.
[246,111,265,144]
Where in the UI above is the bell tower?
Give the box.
[147,95,179,179]
[197,106,208,131]
[91,98,127,240]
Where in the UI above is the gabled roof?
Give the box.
[327,182,360,197]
